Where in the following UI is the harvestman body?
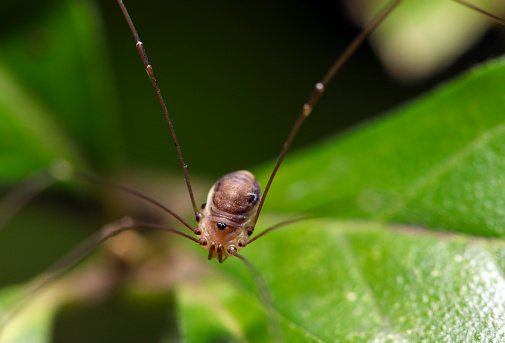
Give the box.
[198,170,261,261]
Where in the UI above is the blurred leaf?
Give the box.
[175,278,270,343]
[0,62,82,181]
[345,0,505,81]
[0,0,124,178]
[0,285,60,343]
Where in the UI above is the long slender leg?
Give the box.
[0,160,72,234]
[116,0,200,221]
[453,0,505,25]
[250,0,505,237]
[232,250,284,343]
[0,217,199,328]
[246,216,310,246]
[250,0,403,230]
[76,171,196,232]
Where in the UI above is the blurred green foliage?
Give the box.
[1,0,505,342]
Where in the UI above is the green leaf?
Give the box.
[347,0,505,80]
[176,219,505,342]
[237,220,505,342]
[175,278,270,342]
[261,57,505,238]
[0,62,81,181]
[177,57,505,342]
[0,0,124,181]
[0,285,61,343]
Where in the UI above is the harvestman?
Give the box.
[1,0,504,332]
[111,0,404,264]
[112,0,505,263]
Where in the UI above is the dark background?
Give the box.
[97,0,505,178]
[2,0,505,179]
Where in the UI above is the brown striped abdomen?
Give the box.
[212,171,261,217]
